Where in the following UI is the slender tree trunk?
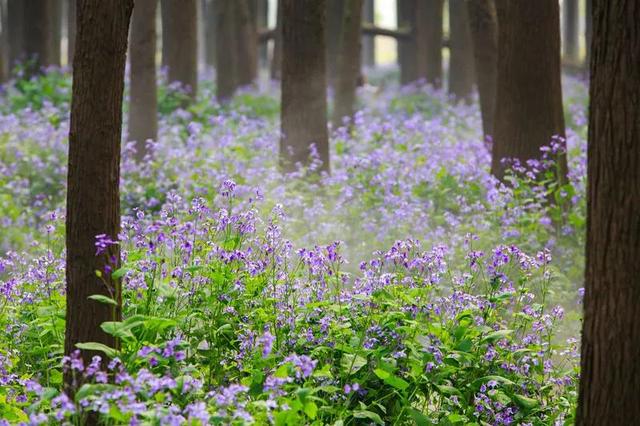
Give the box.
[215,0,238,102]
[577,2,640,423]
[162,0,198,99]
[397,0,417,84]
[361,0,374,67]
[67,0,76,66]
[467,0,497,138]
[448,0,474,102]
[234,0,257,87]
[8,0,24,69]
[562,0,579,62]
[333,0,363,126]
[0,1,8,82]
[129,0,158,161]
[585,0,592,69]
[280,0,329,174]
[253,0,268,67]
[64,0,133,392]
[204,0,216,68]
[326,0,345,89]
[49,0,62,66]
[270,0,282,80]
[23,0,53,76]
[491,0,567,182]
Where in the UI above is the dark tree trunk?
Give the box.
[162,0,198,99]
[326,0,345,88]
[448,0,474,102]
[577,2,640,424]
[64,0,133,392]
[49,0,62,66]
[467,0,497,138]
[23,0,53,76]
[491,0,567,182]
[8,0,25,69]
[562,0,579,62]
[270,0,282,80]
[234,0,257,87]
[361,0,374,67]
[204,0,216,68]
[129,0,158,160]
[333,0,363,125]
[280,0,329,174]
[253,0,268,67]
[585,0,592,69]
[67,0,76,66]
[215,0,238,102]
[0,1,8,81]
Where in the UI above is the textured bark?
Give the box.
[361,0,374,67]
[562,0,579,62]
[270,0,282,80]
[204,0,216,67]
[8,0,24,68]
[467,0,497,138]
[129,0,158,160]
[448,0,474,102]
[585,0,592,68]
[64,0,132,392]
[67,0,76,65]
[23,0,53,76]
[326,0,345,88]
[577,1,640,424]
[49,0,62,66]
[333,0,363,125]
[491,0,567,182]
[215,0,238,101]
[280,0,329,174]
[162,0,198,99]
[234,0,257,87]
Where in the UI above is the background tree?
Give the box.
[49,0,62,67]
[270,0,282,80]
[129,0,158,161]
[333,0,364,125]
[326,0,345,88]
[361,0,375,67]
[161,0,198,99]
[67,0,76,65]
[448,0,474,102]
[562,0,579,63]
[0,1,8,82]
[215,0,238,102]
[23,0,53,76]
[491,0,567,182]
[577,2,640,424]
[467,0,497,139]
[204,0,216,68]
[7,0,24,69]
[234,0,257,87]
[64,0,133,391]
[280,0,329,174]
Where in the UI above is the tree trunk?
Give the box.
[23,0,53,76]
[8,0,25,69]
[64,0,132,392]
[326,0,345,89]
[585,0,592,69]
[49,0,62,66]
[270,0,282,80]
[0,1,9,81]
[162,0,198,99]
[491,0,567,182]
[253,0,268,67]
[577,2,640,424]
[562,0,579,62]
[67,0,76,66]
[234,0,257,87]
[129,0,158,161]
[448,0,474,102]
[280,0,329,174]
[204,0,216,68]
[333,0,363,126]
[215,0,238,102]
[361,0,374,67]
[467,0,497,138]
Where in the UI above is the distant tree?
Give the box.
[234,0,257,87]
[577,2,640,424]
[23,0,54,76]
[129,0,158,161]
[64,0,133,392]
[280,0,329,174]
[361,0,375,67]
[562,0,579,62]
[326,0,345,88]
[467,0,497,139]
[7,0,25,69]
[215,0,238,102]
[448,0,474,102]
[67,0,76,65]
[333,0,364,126]
[270,0,282,80]
[251,0,268,67]
[0,2,8,82]
[161,0,198,99]
[491,0,567,182]
[585,0,592,68]
[49,0,62,66]
[204,0,216,68]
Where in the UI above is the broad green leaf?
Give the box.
[353,410,384,425]
[481,329,514,344]
[340,353,367,375]
[87,294,117,306]
[75,342,118,358]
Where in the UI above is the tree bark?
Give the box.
[204,0,216,68]
[215,0,238,102]
[585,0,592,69]
[67,0,76,66]
[49,0,62,66]
[361,0,374,67]
[326,0,345,89]
[491,0,567,182]
[252,0,268,67]
[467,0,497,138]
[162,0,198,99]
[270,0,282,80]
[577,2,640,424]
[562,0,579,62]
[280,0,329,174]
[234,0,257,87]
[333,0,363,126]
[129,0,158,161]
[23,0,53,76]
[448,0,474,103]
[7,0,24,69]
[64,0,132,392]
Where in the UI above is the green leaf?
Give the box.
[87,294,118,306]
[374,368,410,391]
[340,353,367,375]
[75,342,118,358]
[111,268,129,279]
[304,401,318,419]
[513,394,539,410]
[436,385,462,396]
[447,413,468,423]
[353,410,384,425]
[481,329,514,344]
[410,408,434,426]
[74,384,116,402]
[100,321,134,341]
